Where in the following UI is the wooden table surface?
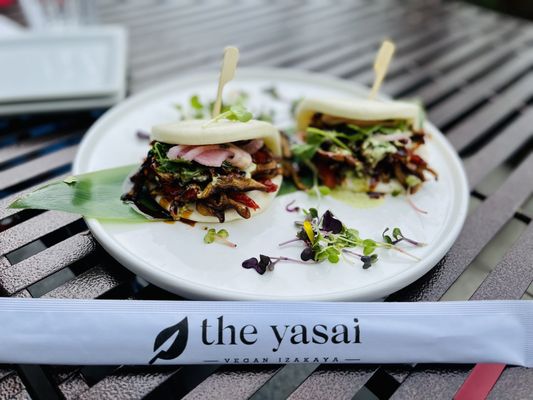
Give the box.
[0,0,532,399]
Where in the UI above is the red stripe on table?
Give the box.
[454,364,506,400]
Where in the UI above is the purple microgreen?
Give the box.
[242,257,266,275]
[342,249,378,269]
[300,247,314,261]
[242,254,314,274]
[136,130,150,140]
[321,210,343,233]
[285,200,300,213]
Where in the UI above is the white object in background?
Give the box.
[72,68,469,301]
[0,298,531,366]
[0,26,127,114]
[0,27,126,102]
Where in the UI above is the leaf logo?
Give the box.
[149,317,189,365]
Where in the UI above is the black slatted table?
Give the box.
[0,1,532,399]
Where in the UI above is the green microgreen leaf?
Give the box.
[392,227,402,240]
[205,104,254,125]
[391,189,402,197]
[217,229,229,239]
[190,95,203,110]
[406,175,422,187]
[291,143,319,161]
[263,86,280,100]
[204,228,216,244]
[227,104,253,122]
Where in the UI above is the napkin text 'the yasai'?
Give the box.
[201,316,362,352]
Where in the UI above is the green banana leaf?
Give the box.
[9,165,148,221]
[9,164,300,222]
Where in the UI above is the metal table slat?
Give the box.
[181,365,281,400]
[306,4,465,78]
[0,370,29,399]
[389,29,528,102]
[264,4,404,69]
[75,367,180,400]
[445,74,533,151]
[0,211,81,255]
[237,2,394,69]
[0,231,95,296]
[286,365,377,400]
[361,15,509,84]
[128,1,313,66]
[0,145,77,191]
[464,107,533,188]
[0,131,81,166]
[471,222,533,300]
[128,0,319,57]
[0,173,68,220]
[42,265,127,300]
[423,50,533,126]
[487,367,533,400]
[129,2,363,88]
[413,31,533,114]
[99,0,199,26]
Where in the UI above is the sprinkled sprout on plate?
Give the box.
[242,208,425,275]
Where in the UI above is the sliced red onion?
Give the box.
[227,144,252,169]
[241,139,264,154]
[166,143,253,169]
[167,145,193,159]
[193,149,232,167]
[181,145,222,161]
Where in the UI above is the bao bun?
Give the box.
[296,98,422,132]
[150,119,282,223]
[152,119,281,156]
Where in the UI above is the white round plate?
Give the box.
[73,68,469,301]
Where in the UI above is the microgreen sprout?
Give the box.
[382,227,426,247]
[406,195,428,215]
[285,200,300,213]
[244,208,424,274]
[204,104,253,126]
[136,130,150,140]
[242,255,310,275]
[203,227,236,248]
[263,86,280,100]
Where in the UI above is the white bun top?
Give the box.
[151,119,281,156]
[296,97,422,131]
